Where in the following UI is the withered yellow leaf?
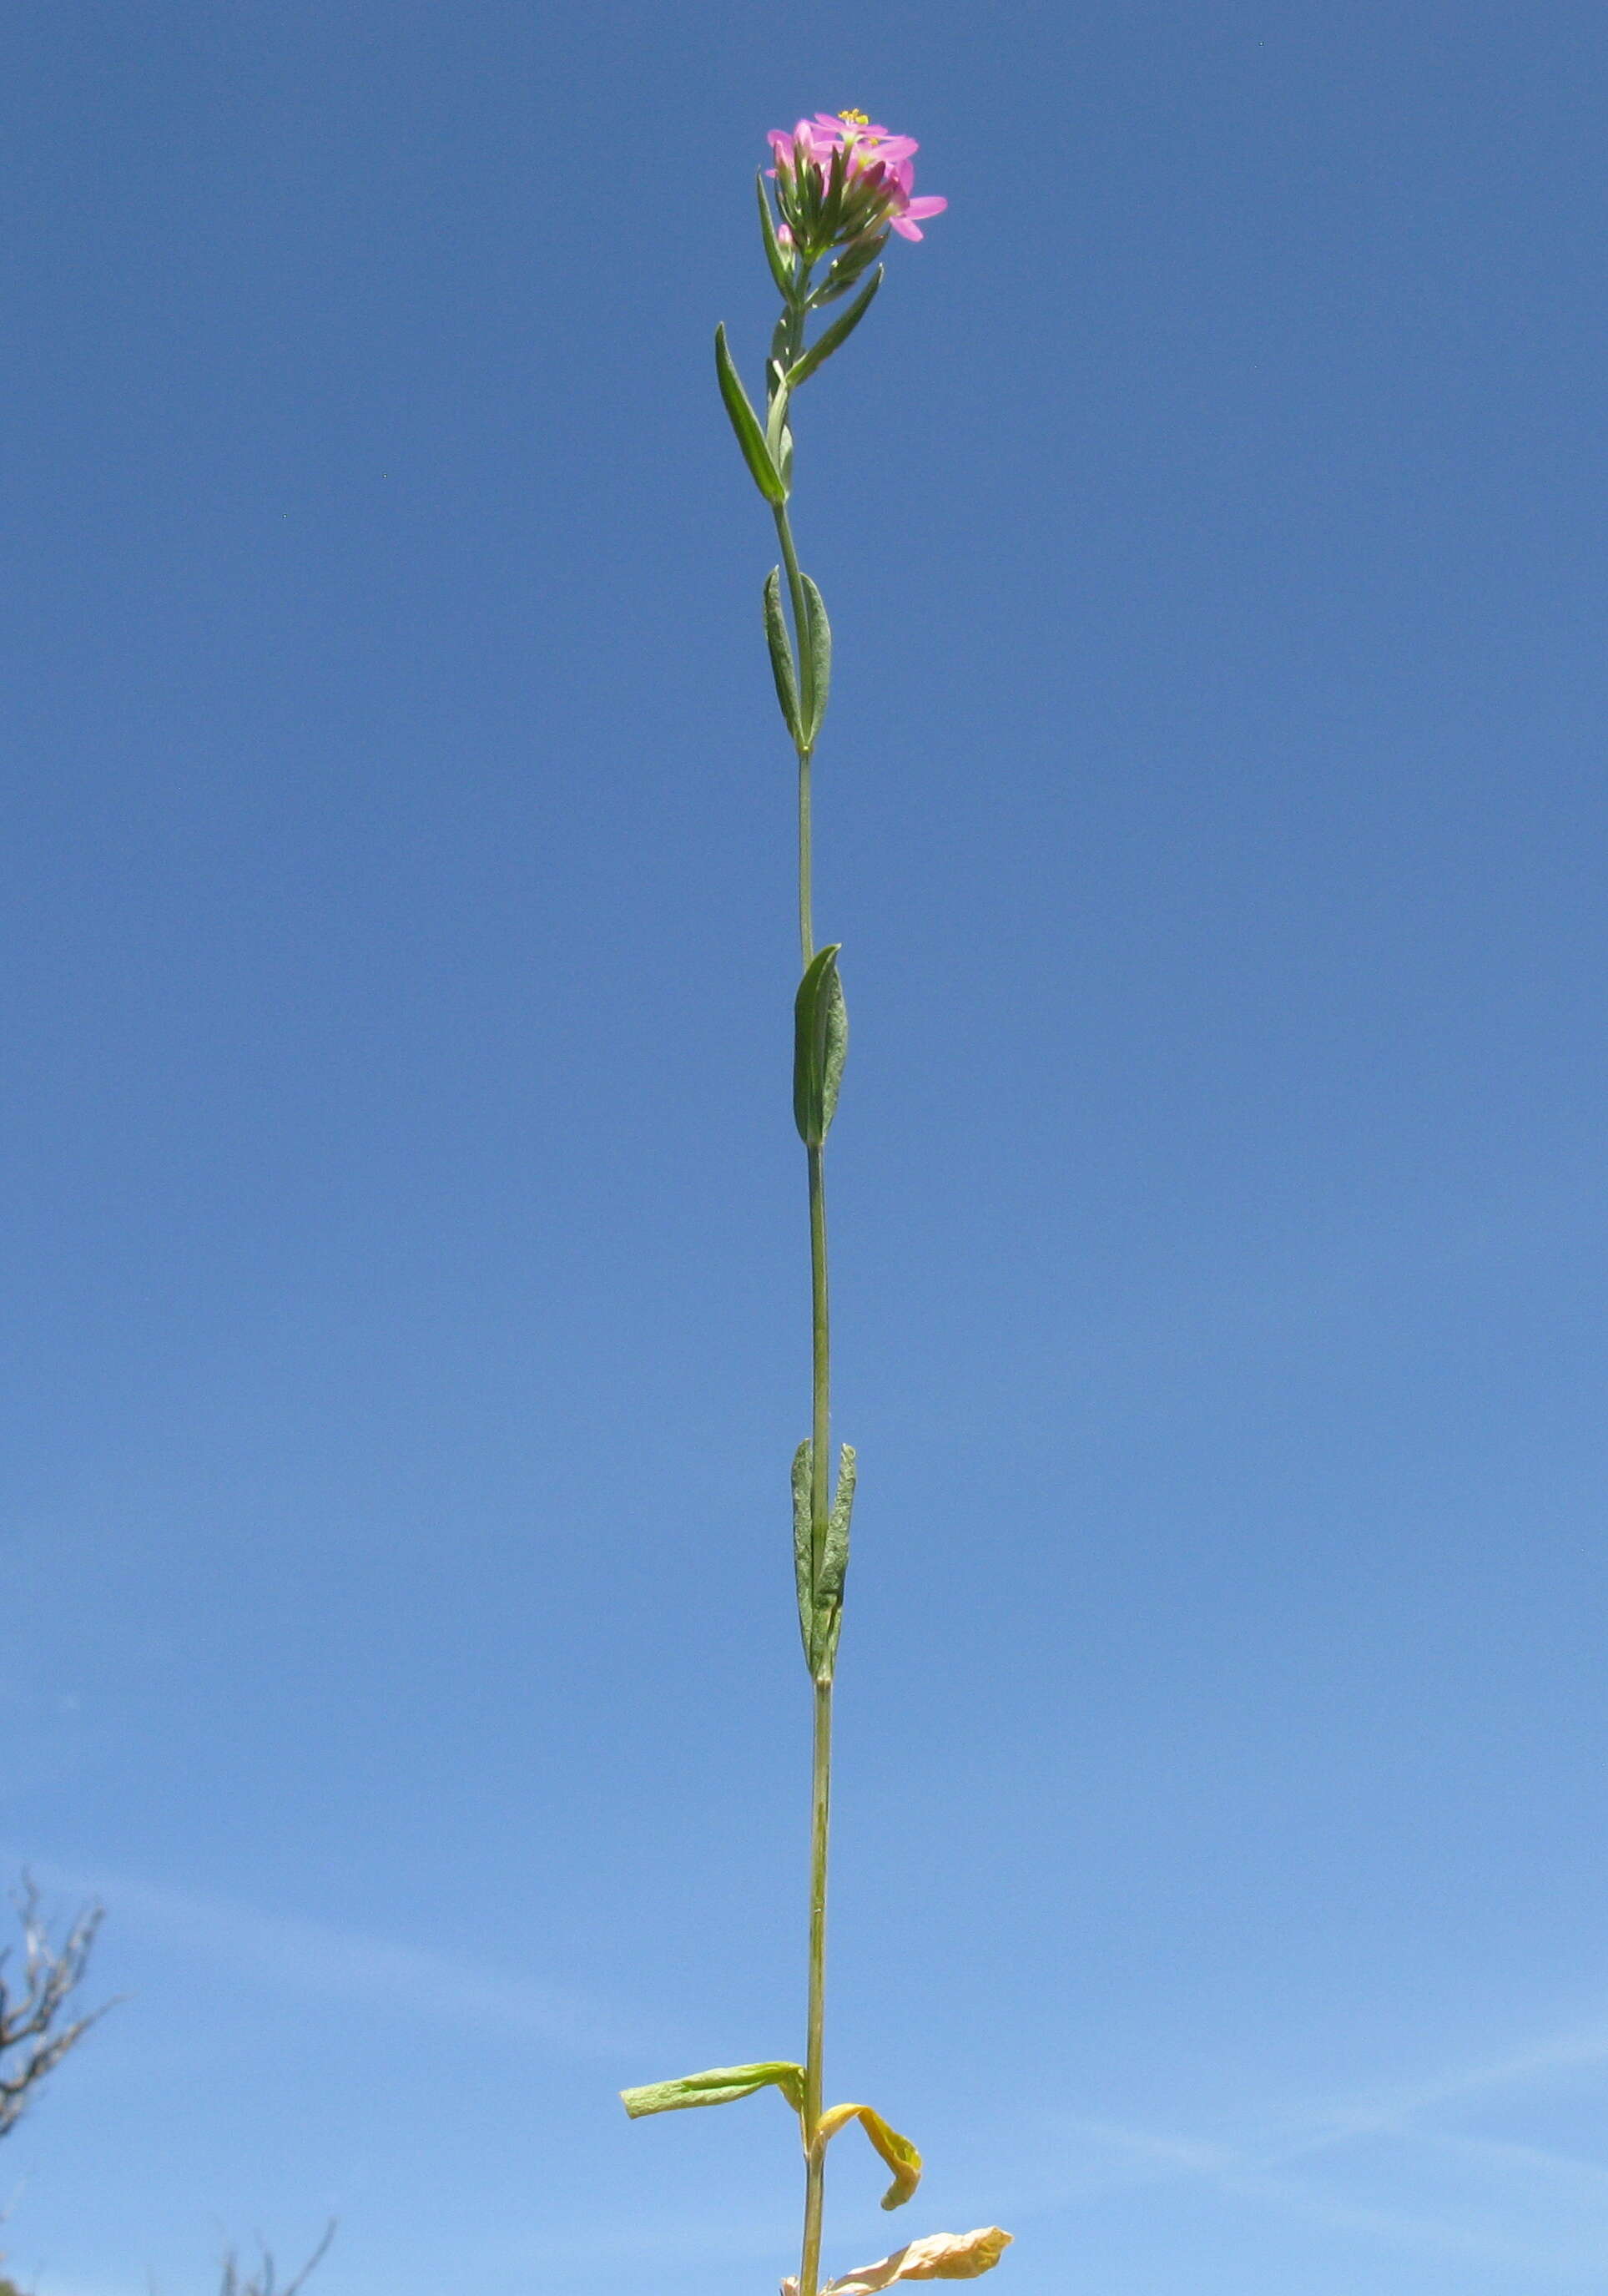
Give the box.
[782,2225,1013,2295]
[814,2100,922,2208]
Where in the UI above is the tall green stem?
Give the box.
[775,468,834,2296]
[768,249,838,2296]
[798,1087,834,2296]
[797,751,814,970]
[799,1673,832,2296]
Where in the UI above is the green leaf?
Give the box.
[809,230,890,309]
[794,1441,855,1679]
[757,170,796,302]
[819,951,847,1137]
[794,944,846,1147]
[769,313,794,392]
[800,574,832,750]
[792,1439,814,1665]
[812,1445,856,1679]
[713,324,786,506]
[622,2061,805,2120]
[784,267,884,391]
[764,570,802,744]
[815,2099,922,2210]
[766,371,792,465]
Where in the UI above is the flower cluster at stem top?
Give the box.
[765,108,948,261]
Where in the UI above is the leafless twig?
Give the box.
[0,1875,114,2138]
[217,2222,335,2296]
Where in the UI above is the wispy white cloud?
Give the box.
[1404,2126,1608,2192]
[1272,2014,1608,2157]
[13,1856,672,2061]
[1023,1995,1608,2275]
[1207,2161,1601,2272]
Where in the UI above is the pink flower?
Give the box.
[767,119,829,171]
[809,110,920,167]
[885,155,947,241]
[764,108,946,253]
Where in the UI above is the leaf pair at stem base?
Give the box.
[618,2062,921,2212]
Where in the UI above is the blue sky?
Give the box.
[3,3,1607,2292]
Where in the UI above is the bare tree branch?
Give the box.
[217,2223,335,2296]
[0,1873,115,2137]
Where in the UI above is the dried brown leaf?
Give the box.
[781,2225,1013,2296]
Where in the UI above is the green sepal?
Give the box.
[764,570,803,744]
[784,267,884,391]
[794,945,847,1147]
[801,574,831,749]
[622,2061,806,2119]
[714,324,786,505]
[757,170,797,302]
[792,1440,814,1666]
[818,142,848,249]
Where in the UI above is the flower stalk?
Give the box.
[622,113,1011,2296]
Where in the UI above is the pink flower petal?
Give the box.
[813,112,904,145]
[904,195,946,218]
[890,215,924,240]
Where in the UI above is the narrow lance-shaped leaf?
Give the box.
[819,943,847,1134]
[809,229,890,308]
[815,2099,921,2211]
[713,324,786,506]
[766,374,792,467]
[812,1445,856,1680]
[800,574,832,750]
[769,312,794,396]
[784,266,884,391]
[621,2061,805,2119]
[794,944,846,1147]
[792,1440,814,1666]
[764,569,802,744]
[756,169,796,302]
[781,2228,1014,2296]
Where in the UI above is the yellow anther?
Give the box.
[838,108,870,128]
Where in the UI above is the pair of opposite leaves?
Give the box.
[620,2062,1011,2290]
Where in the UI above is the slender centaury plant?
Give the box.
[620,113,1012,2296]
